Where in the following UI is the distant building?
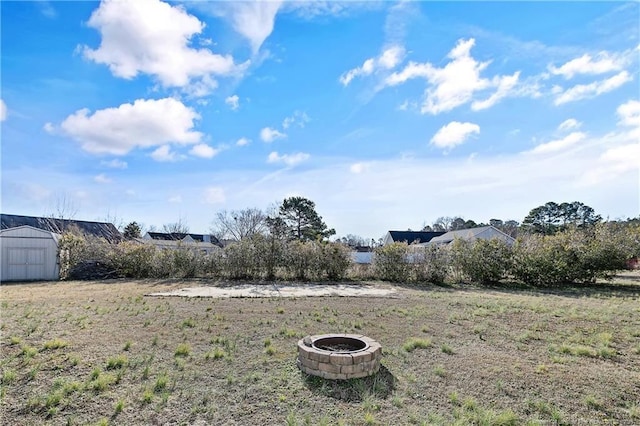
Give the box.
[351,245,374,264]
[1,213,123,282]
[423,226,516,246]
[1,213,122,243]
[141,232,222,253]
[382,231,446,246]
[0,225,61,282]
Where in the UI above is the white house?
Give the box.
[423,226,516,246]
[0,226,61,281]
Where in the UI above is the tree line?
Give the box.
[59,195,639,285]
[122,196,335,243]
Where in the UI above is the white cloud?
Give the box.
[236,137,250,146]
[600,143,640,171]
[548,52,627,79]
[558,118,582,132]
[430,121,480,149]
[349,162,370,174]
[267,151,310,166]
[189,143,219,159]
[43,122,56,133]
[385,38,523,114]
[554,71,632,105]
[284,1,377,20]
[617,100,640,127]
[397,100,413,111]
[58,98,202,155]
[82,0,243,95]
[340,45,405,86]
[225,95,240,110]
[582,142,640,186]
[204,186,226,204]
[471,72,520,111]
[282,111,310,129]
[260,127,286,142]
[94,173,112,184]
[151,145,180,162]
[580,100,639,185]
[0,99,6,121]
[37,1,57,19]
[168,195,182,203]
[101,159,128,169]
[529,131,587,155]
[212,1,283,53]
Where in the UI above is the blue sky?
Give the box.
[1,0,639,240]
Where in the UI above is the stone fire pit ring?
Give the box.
[297,334,382,380]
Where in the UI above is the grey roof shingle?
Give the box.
[1,214,122,243]
[388,231,446,244]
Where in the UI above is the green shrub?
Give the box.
[458,239,513,284]
[511,223,640,286]
[321,243,352,280]
[374,242,410,282]
[223,239,260,280]
[284,240,321,280]
[109,242,155,278]
[411,244,449,284]
[250,234,286,280]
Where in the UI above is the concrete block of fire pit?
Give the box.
[297,334,382,380]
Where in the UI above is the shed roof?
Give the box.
[1,214,122,243]
[0,225,61,242]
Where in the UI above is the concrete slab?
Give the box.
[147,283,397,299]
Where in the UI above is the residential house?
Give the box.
[382,230,446,246]
[141,232,222,254]
[423,226,516,246]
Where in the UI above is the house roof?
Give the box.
[428,226,515,244]
[138,238,221,250]
[1,214,122,243]
[145,232,222,247]
[387,231,446,244]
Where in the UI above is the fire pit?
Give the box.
[297,334,382,380]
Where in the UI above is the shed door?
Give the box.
[7,248,47,281]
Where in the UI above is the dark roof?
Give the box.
[146,232,222,247]
[1,213,122,243]
[388,231,446,244]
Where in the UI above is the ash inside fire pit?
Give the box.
[312,336,368,353]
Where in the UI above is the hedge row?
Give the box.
[59,222,639,286]
[373,222,639,285]
[58,234,353,281]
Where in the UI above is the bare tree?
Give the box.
[163,217,190,235]
[100,209,124,230]
[337,234,369,247]
[432,216,455,232]
[47,193,79,220]
[211,208,267,241]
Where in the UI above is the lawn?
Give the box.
[1,274,639,425]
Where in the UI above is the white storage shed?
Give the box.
[0,225,61,282]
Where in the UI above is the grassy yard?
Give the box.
[1,274,639,425]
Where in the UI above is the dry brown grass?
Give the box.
[1,274,639,425]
